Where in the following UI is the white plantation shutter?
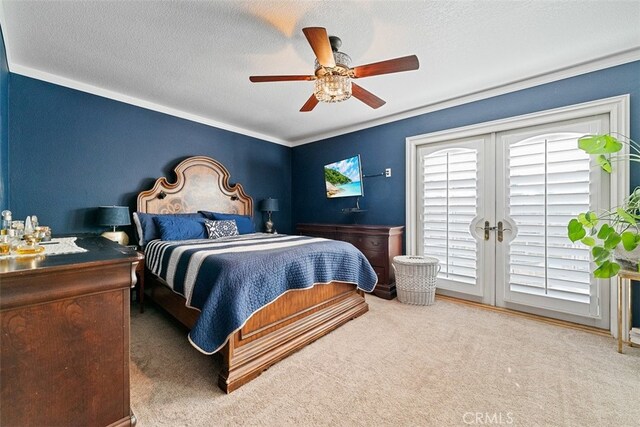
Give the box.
[422,149,478,284]
[412,108,616,326]
[506,133,592,303]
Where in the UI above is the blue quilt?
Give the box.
[145,234,377,354]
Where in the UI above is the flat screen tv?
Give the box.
[324,155,364,199]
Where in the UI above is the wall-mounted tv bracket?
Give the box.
[342,197,367,214]
[363,168,391,178]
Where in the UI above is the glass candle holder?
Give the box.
[16,233,45,255]
[11,220,24,239]
[0,235,10,256]
[36,226,52,242]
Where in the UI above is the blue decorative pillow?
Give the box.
[204,219,239,239]
[199,211,255,235]
[152,215,207,241]
[133,212,205,246]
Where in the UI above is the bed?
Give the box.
[136,156,375,393]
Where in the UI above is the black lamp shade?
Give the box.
[97,206,131,227]
[259,198,279,212]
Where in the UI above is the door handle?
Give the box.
[497,221,512,242]
[475,221,496,241]
[475,221,510,241]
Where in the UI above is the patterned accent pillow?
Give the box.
[205,219,239,240]
[199,211,256,234]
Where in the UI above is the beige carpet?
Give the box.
[130,296,640,426]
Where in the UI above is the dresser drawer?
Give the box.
[344,234,387,252]
[372,266,388,285]
[363,249,387,267]
[340,234,361,248]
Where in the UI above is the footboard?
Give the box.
[219,282,368,393]
[145,276,368,393]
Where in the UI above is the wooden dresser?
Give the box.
[297,224,404,299]
[0,236,141,427]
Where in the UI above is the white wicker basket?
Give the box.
[392,255,441,306]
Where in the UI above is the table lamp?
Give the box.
[98,206,131,245]
[259,198,279,234]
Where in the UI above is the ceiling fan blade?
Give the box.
[250,75,315,82]
[351,55,419,78]
[302,27,336,68]
[351,83,386,109]
[300,94,319,112]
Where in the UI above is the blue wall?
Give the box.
[8,75,292,237]
[293,61,640,227]
[292,60,640,324]
[0,27,8,211]
[6,60,639,325]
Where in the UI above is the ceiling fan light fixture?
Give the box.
[314,51,352,70]
[314,74,352,103]
[250,27,419,112]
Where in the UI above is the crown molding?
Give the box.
[9,64,292,147]
[4,41,639,149]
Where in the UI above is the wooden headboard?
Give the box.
[137,156,253,216]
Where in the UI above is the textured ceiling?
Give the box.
[1,1,639,146]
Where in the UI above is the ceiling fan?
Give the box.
[249,27,419,112]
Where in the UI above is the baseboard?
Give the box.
[437,295,612,338]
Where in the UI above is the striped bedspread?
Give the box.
[145,233,377,354]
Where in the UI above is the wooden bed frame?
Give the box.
[137,156,369,393]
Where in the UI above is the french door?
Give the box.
[416,114,610,326]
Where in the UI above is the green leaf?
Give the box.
[621,231,640,251]
[568,219,586,242]
[616,207,637,225]
[592,246,610,264]
[603,231,621,250]
[578,135,623,155]
[577,212,598,228]
[597,223,614,240]
[594,260,621,279]
[580,236,596,246]
[596,154,612,173]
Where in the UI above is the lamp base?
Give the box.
[265,219,274,234]
[102,231,129,246]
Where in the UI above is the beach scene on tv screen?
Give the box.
[325,156,363,198]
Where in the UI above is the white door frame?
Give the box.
[416,136,493,300]
[495,116,609,325]
[406,95,630,338]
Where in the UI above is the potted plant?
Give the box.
[567,134,640,278]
